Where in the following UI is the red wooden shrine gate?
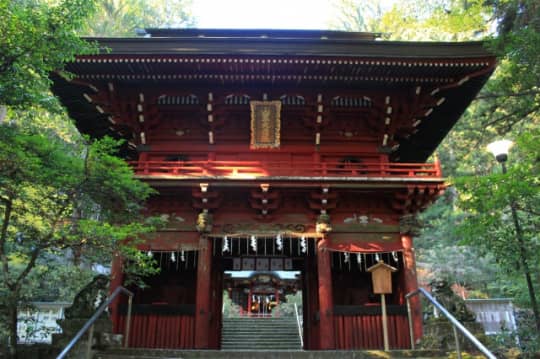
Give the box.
[52,29,496,350]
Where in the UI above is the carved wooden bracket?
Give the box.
[391,185,445,214]
[249,185,281,218]
[192,185,222,210]
[308,187,338,214]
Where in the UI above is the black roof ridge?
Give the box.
[141,28,380,41]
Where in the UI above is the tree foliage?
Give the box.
[336,0,540,348]
[455,130,539,309]
[0,0,97,109]
[331,0,491,40]
[0,1,175,356]
[0,119,159,355]
[81,0,196,37]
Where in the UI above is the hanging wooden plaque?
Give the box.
[250,101,281,149]
[367,260,397,294]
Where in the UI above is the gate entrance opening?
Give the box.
[212,235,317,349]
[223,270,301,317]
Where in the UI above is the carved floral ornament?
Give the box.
[399,213,422,235]
[316,213,332,233]
[196,211,213,233]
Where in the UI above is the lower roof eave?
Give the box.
[134,175,446,188]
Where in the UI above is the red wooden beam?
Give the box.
[317,239,335,349]
[194,237,212,348]
[401,234,422,341]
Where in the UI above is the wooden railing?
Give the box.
[129,160,442,179]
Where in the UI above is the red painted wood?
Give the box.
[317,239,335,349]
[118,314,194,348]
[208,256,223,349]
[303,255,319,350]
[402,234,422,342]
[109,254,123,334]
[325,234,402,252]
[130,160,440,179]
[194,238,212,348]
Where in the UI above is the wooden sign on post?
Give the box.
[367,260,397,294]
[367,260,398,351]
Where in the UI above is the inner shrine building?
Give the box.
[52,29,495,351]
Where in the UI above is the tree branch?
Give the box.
[483,105,540,128]
[13,245,41,293]
[476,89,540,100]
[0,198,14,289]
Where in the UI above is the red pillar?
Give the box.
[247,287,252,316]
[401,234,422,342]
[109,253,123,333]
[195,237,212,348]
[317,238,335,349]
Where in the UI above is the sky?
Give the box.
[192,0,339,30]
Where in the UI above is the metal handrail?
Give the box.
[294,303,304,349]
[406,287,496,359]
[56,286,134,359]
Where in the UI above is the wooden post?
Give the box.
[317,238,335,349]
[138,152,149,175]
[195,237,212,348]
[109,253,123,334]
[367,260,397,351]
[247,287,252,316]
[434,153,442,177]
[402,234,422,343]
[381,294,389,350]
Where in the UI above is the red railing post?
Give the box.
[143,161,149,175]
[130,158,443,181]
[434,155,442,177]
[380,162,386,176]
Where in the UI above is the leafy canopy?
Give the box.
[0,0,98,109]
[81,0,196,37]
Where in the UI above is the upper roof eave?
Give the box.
[81,36,494,59]
[143,28,381,40]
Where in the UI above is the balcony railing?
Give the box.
[129,160,442,179]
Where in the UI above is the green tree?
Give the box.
[455,131,540,330]
[334,0,540,343]
[474,0,540,134]
[0,0,97,109]
[81,0,196,37]
[331,0,491,40]
[0,1,164,356]
[0,122,158,357]
[330,0,384,32]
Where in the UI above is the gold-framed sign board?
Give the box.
[250,101,281,149]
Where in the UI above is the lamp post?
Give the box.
[487,139,540,331]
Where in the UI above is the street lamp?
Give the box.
[487,139,514,170]
[486,139,540,331]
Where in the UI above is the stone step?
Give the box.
[222,340,301,343]
[223,322,298,326]
[221,317,302,350]
[221,342,302,349]
[94,349,451,359]
[221,330,299,335]
[222,329,298,333]
[222,325,298,333]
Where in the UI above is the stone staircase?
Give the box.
[95,348,453,358]
[221,316,302,350]
[93,317,468,358]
